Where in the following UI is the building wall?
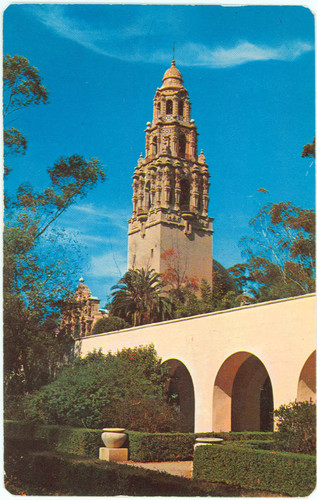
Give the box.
[128,215,213,283]
[77,294,316,432]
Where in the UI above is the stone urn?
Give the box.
[101,428,127,448]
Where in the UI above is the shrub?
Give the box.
[104,398,187,433]
[91,316,130,335]
[5,422,102,458]
[274,400,316,455]
[128,432,197,462]
[23,345,184,431]
[193,443,316,496]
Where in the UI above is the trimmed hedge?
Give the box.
[4,421,275,462]
[4,450,203,496]
[193,443,316,497]
[128,431,196,462]
[4,421,101,458]
[225,439,274,450]
[5,449,248,497]
[127,432,273,462]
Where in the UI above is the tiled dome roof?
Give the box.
[162,60,183,88]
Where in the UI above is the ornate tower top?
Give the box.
[129,60,211,219]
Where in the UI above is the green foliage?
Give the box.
[3,55,106,396]
[274,400,316,455]
[110,268,172,326]
[3,54,48,116]
[3,55,48,175]
[172,289,206,318]
[172,272,240,320]
[4,127,27,160]
[230,202,315,301]
[128,431,275,462]
[193,443,316,496]
[23,345,184,431]
[127,432,196,461]
[92,316,130,334]
[105,398,187,433]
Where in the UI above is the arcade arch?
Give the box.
[212,351,273,432]
[162,358,195,432]
[297,351,316,403]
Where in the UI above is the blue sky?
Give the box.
[4,4,315,306]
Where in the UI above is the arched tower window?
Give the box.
[180,178,190,211]
[145,181,151,210]
[157,102,161,114]
[166,100,173,115]
[152,136,157,155]
[178,101,184,117]
[179,134,186,158]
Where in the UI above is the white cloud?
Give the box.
[89,251,127,279]
[71,203,129,231]
[29,5,314,68]
[176,41,313,68]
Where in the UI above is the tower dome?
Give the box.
[162,60,183,88]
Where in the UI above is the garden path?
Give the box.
[124,460,193,478]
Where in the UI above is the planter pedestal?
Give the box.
[99,447,128,461]
[99,428,128,462]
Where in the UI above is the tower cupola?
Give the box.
[162,60,183,88]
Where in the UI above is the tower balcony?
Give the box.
[180,208,194,220]
[137,209,148,222]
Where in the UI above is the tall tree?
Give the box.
[3,55,49,175]
[110,268,172,326]
[229,202,315,301]
[4,55,106,394]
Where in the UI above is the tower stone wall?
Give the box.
[128,61,213,286]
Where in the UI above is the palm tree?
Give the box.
[110,268,172,327]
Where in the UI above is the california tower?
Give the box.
[128,61,213,286]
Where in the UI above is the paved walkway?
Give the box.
[124,460,193,479]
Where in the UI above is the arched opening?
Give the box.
[213,351,273,432]
[178,134,186,158]
[297,351,316,403]
[157,102,161,114]
[152,136,157,156]
[178,101,184,116]
[162,358,195,432]
[166,100,173,115]
[145,181,151,210]
[180,178,190,211]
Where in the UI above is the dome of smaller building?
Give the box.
[162,60,183,88]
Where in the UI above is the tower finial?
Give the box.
[173,42,175,63]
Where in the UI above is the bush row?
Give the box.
[5,421,275,462]
[5,421,101,458]
[193,443,316,497]
[127,431,274,461]
[4,450,211,497]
